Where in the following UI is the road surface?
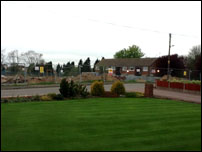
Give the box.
[1,83,201,104]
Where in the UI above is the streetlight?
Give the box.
[167,33,175,81]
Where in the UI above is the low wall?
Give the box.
[156,80,201,95]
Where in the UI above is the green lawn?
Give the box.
[1,98,201,151]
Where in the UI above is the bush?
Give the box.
[111,81,125,95]
[59,78,70,98]
[135,92,144,97]
[91,81,105,96]
[125,92,144,98]
[169,79,201,85]
[124,80,137,83]
[76,84,89,98]
[54,94,64,100]
[40,95,52,101]
[1,99,8,103]
[47,93,57,100]
[2,96,34,103]
[7,96,31,103]
[59,79,79,98]
[59,79,89,98]
[125,92,137,98]
[32,95,41,101]
[102,91,119,98]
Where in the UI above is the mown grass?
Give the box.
[1,98,201,151]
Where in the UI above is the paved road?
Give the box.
[1,83,145,97]
[1,83,201,104]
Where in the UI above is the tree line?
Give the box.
[113,44,201,79]
[1,44,201,79]
[1,49,104,76]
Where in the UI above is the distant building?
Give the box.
[95,58,158,76]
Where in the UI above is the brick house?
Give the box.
[95,58,157,76]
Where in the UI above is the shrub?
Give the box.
[125,92,144,98]
[76,84,89,98]
[169,79,201,85]
[19,97,32,102]
[111,81,125,95]
[135,92,144,97]
[1,99,8,103]
[40,95,52,101]
[32,95,41,101]
[102,91,119,98]
[47,93,57,100]
[125,92,137,98]
[13,96,23,102]
[91,81,105,96]
[69,80,77,97]
[124,80,136,83]
[59,79,79,98]
[8,96,30,102]
[54,94,64,100]
[59,78,70,98]
[2,96,32,103]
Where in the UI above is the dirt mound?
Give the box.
[1,75,26,83]
[1,75,7,83]
[27,76,57,84]
[1,72,119,84]
[67,73,119,82]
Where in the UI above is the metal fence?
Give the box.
[1,63,201,86]
[149,67,201,81]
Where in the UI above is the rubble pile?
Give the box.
[68,73,119,82]
[1,75,26,83]
[1,72,119,84]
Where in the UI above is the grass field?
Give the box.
[1,98,201,151]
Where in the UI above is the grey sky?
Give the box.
[1,1,201,66]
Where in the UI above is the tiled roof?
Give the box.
[96,58,157,67]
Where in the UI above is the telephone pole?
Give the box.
[167,33,172,81]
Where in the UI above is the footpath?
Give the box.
[153,89,201,104]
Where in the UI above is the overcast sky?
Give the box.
[1,1,201,66]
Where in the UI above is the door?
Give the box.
[115,67,121,76]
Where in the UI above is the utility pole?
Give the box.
[167,33,172,81]
[79,65,82,84]
[103,66,105,83]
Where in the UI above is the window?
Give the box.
[108,66,115,70]
[122,66,127,71]
[151,69,156,73]
[95,66,99,70]
[129,67,134,71]
[143,67,148,72]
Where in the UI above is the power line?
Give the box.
[172,33,200,39]
[82,16,201,39]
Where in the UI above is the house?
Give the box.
[95,58,158,76]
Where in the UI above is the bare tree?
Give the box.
[188,45,201,60]
[1,49,7,72]
[1,49,6,65]
[20,50,44,66]
[7,50,21,65]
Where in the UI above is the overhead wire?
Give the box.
[82,16,201,39]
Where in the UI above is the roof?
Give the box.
[96,58,157,67]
